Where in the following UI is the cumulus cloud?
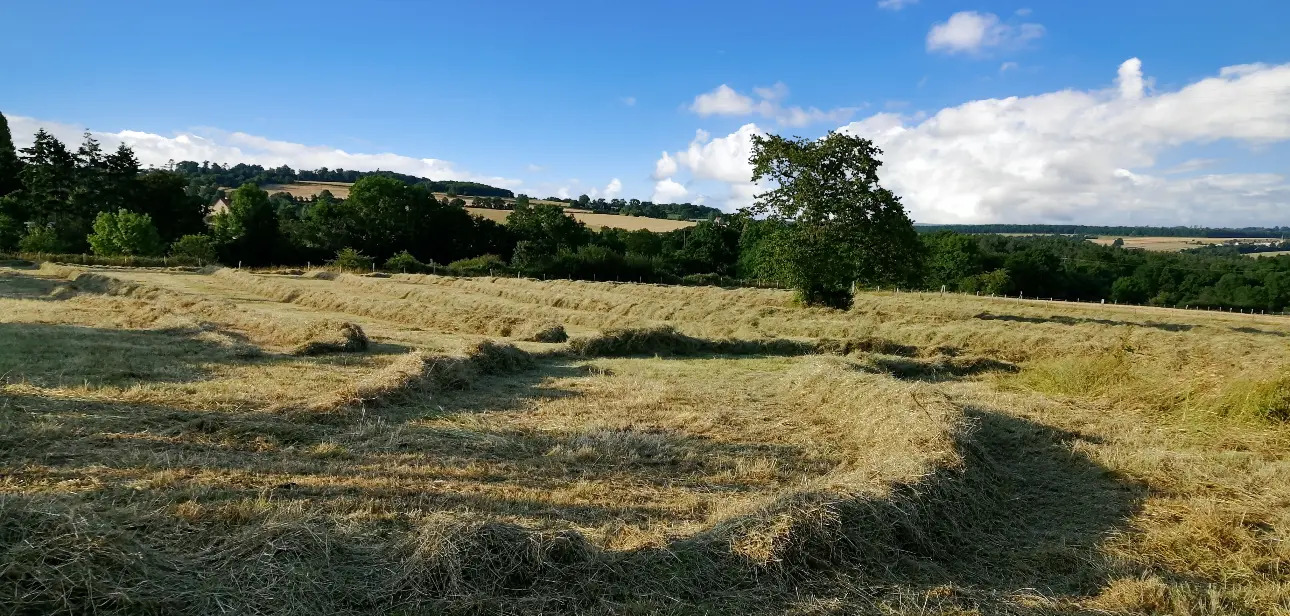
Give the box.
[926,11,1044,55]
[604,177,623,198]
[834,58,1290,225]
[655,59,1290,225]
[1117,57,1146,100]
[688,83,857,127]
[6,116,521,188]
[690,85,754,115]
[877,0,918,10]
[651,124,769,210]
[652,178,688,203]
[653,151,678,180]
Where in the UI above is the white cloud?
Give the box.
[1117,57,1145,100]
[1000,61,1019,73]
[7,116,522,188]
[926,11,1045,55]
[650,123,769,210]
[604,177,623,198]
[877,0,918,9]
[653,151,678,180]
[652,178,688,203]
[654,59,1290,225]
[621,96,637,107]
[674,123,764,183]
[525,163,545,173]
[833,58,1290,225]
[690,85,755,115]
[688,83,857,127]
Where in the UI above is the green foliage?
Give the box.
[959,269,1012,295]
[506,202,588,259]
[213,183,280,265]
[448,254,506,276]
[0,112,21,197]
[18,225,64,253]
[0,211,22,251]
[169,234,218,265]
[1110,276,1149,303]
[87,209,163,256]
[748,131,922,308]
[328,247,374,272]
[383,250,427,273]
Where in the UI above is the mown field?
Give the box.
[249,181,698,232]
[465,207,696,232]
[1086,236,1280,251]
[2,263,1288,614]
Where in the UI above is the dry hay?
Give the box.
[43,266,369,356]
[5,263,1290,614]
[518,322,569,343]
[290,321,370,356]
[305,340,535,412]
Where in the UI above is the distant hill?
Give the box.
[916,223,1290,239]
[168,161,515,198]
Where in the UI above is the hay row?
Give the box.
[303,340,535,412]
[0,358,987,614]
[44,266,368,356]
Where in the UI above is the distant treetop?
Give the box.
[165,161,515,198]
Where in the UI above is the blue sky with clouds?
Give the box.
[3,0,1288,225]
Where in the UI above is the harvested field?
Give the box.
[1087,235,1281,251]
[2,263,1289,614]
[465,207,696,231]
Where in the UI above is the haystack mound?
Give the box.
[290,321,369,356]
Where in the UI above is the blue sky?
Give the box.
[3,0,1289,225]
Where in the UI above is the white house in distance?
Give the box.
[209,196,231,216]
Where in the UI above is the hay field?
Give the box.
[465,207,696,231]
[3,263,1289,614]
[260,181,353,199]
[1088,235,1281,251]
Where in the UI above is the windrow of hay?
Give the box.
[304,340,535,412]
[44,266,369,356]
[212,268,532,337]
[567,325,923,359]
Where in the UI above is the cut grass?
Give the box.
[1,263,1288,614]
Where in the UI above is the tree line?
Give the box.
[918,223,1290,239]
[4,111,1289,313]
[170,160,515,198]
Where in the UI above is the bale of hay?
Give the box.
[291,321,370,356]
[519,323,569,343]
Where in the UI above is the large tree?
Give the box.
[0,112,21,197]
[747,131,922,308]
[213,183,280,265]
[17,129,78,251]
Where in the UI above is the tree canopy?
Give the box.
[747,131,922,307]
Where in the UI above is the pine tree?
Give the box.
[0,112,21,197]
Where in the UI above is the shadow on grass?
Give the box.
[0,269,69,299]
[1232,326,1289,337]
[976,311,1195,332]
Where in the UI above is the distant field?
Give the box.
[261,181,352,199]
[1251,250,1290,258]
[466,207,696,232]
[1087,236,1281,251]
[250,182,696,232]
